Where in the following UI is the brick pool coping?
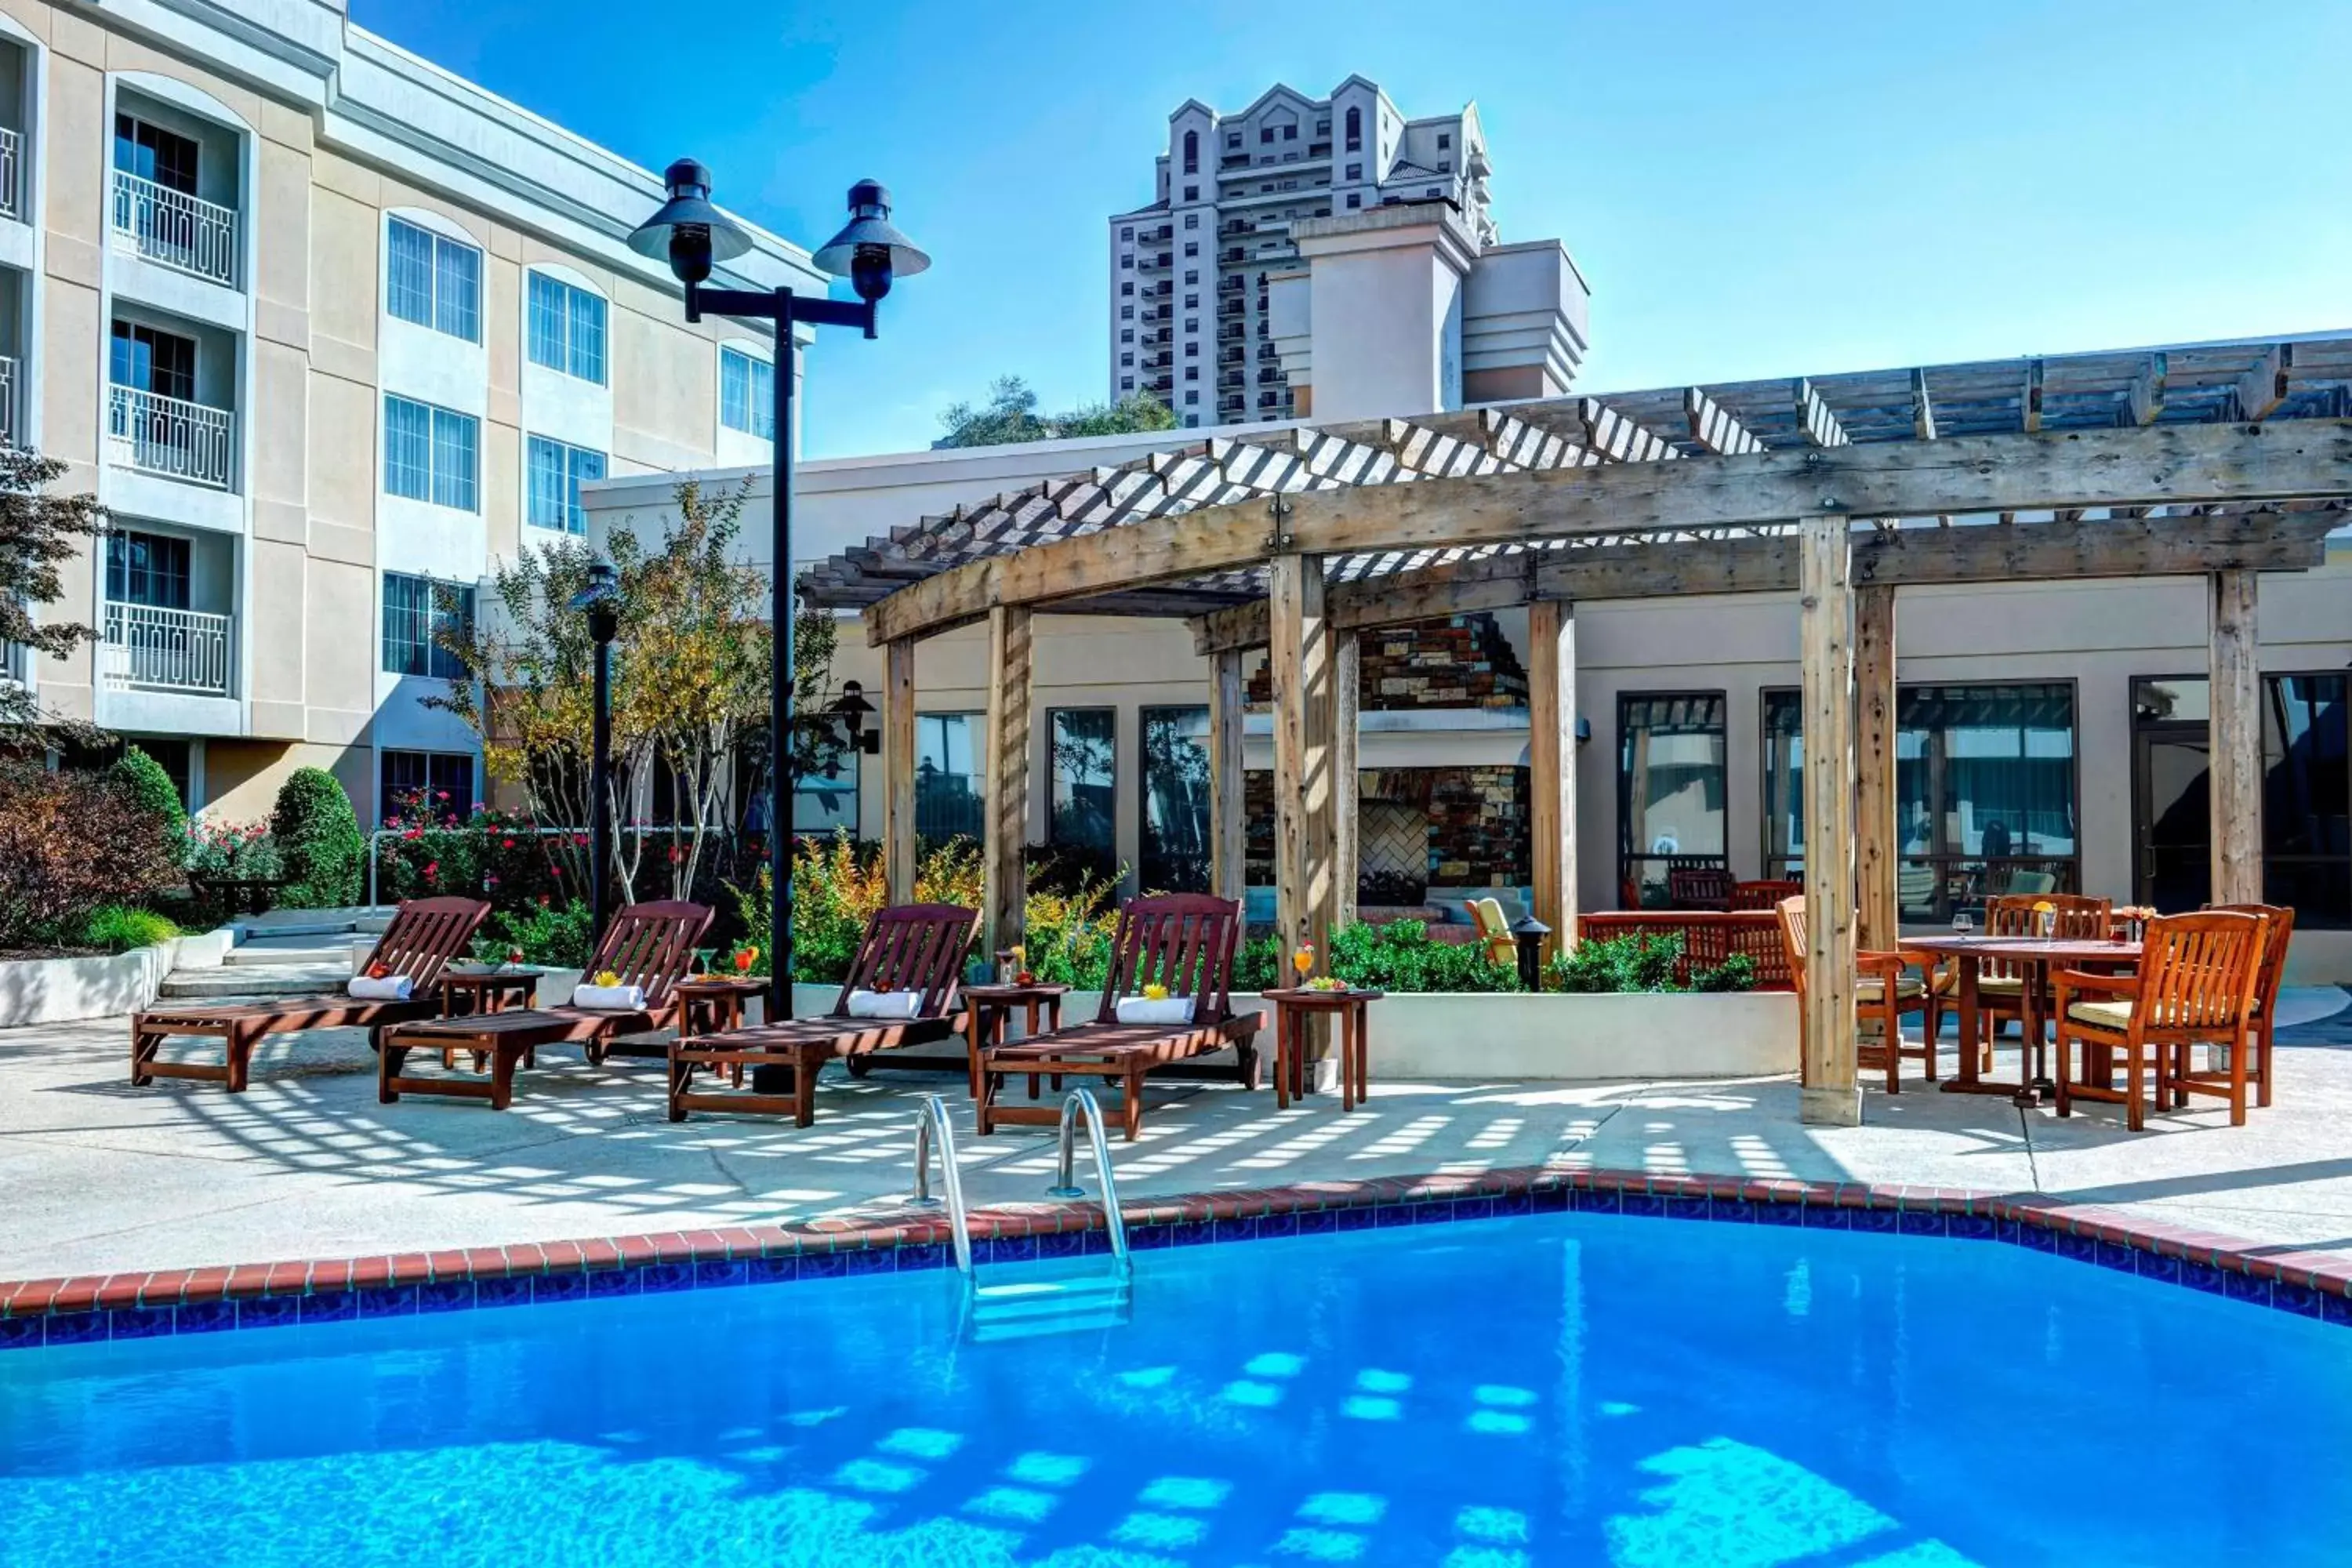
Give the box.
[6,1165,2350,1349]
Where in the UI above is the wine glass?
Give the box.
[1951,910,1974,938]
[505,943,526,972]
[691,947,714,978]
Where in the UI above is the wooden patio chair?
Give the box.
[2197,902,2295,1111]
[1775,895,1937,1092]
[1666,864,1736,911]
[1973,893,2114,1077]
[376,900,713,1111]
[1728,879,1802,913]
[977,893,1264,1141]
[129,896,490,1093]
[666,902,978,1127]
[2052,909,2267,1130]
[1467,896,1515,967]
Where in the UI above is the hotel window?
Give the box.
[381,572,474,680]
[1049,708,1116,878]
[1260,127,1275,144]
[383,396,478,511]
[379,750,476,824]
[1346,194,1362,209]
[386,218,481,342]
[1182,129,1198,174]
[1283,124,1298,140]
[1120,255,1133,269]
[1226,132,1241,148]
[1437,132,1452,150]
[1764,683,2080,921]
[1185,392,1198,405]
[1121,354,1133,366]
[2131,673,2348,926]
[1121,378,1134,391]
[793,742,860,836]
[527,272,607,383]
[114,113,199,194]
[1183,213,1198,229]
[106,530,190,608]
[1140,706,1211,892]
[1345,107,1362,150]
[1120,226,1134,241]
[916,713,984,843]
[110,321,195,401]
[1182,185,1198,202]
[1617,692,1727,908]
[1120,281,1134,296]
[720,346,775,438]
[526,434,606,534]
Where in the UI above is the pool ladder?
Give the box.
[911,1089,1134,1342]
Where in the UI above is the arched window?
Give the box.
[1344,106,1361,151]
[1181,129,1198,174]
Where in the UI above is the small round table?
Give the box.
[1261,986,1383,1112]
[673,975,772,1084]
[436,967,543,1069]
[961,982,1072,1099]
[1902,935,2141,1108]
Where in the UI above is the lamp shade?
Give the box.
[627,159,754,283]
[811,180,929,282]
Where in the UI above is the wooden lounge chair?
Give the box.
[376,899,713,1111]
[1776,895,1938,1092]
[666,902,978,1127]
[977,893,1264,1140]
[1467,897,1515,967]
[2052,910,2267,1130]
[129,896,490,1093]
[2192,902,2294,1111]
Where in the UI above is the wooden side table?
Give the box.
[1261,987,1383,1112]
[960,982,1072,1099]
[437,967,543,1069]
[673,976,771,1084]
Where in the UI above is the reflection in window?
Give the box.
[380,749,476,824]
[1050,708,1116,880]
[1141,706,1210,893]
[916,713,983,844]
[1618,693,1726,907]
[1765,683,2078,920]
[381,572,473,680]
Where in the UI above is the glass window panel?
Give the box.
[527,272,606,383]
[1140,706,1210,893]
[1618,692,1726,907]
[382,572,428,675]
[795,742,859,836]
[430,407,478,511]
[380,750,477,825]
[915,713,984,843]
[387,220,435,328]
[525,435,566,530]
[383,396,433,502]
[527,273,564,372]
[437,238,481,343]
[105,532,190,608]
[568,286,606,383]
[720,347,775,437]
[1048,708,1117,876]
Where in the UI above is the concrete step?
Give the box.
[159,962,354,1000]
[224,935,362,967]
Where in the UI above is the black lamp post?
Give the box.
[1508,914,1552,992]
[569,559,621,946]
[629,164,927,1021]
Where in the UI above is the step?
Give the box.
[159,962,354,999]
[965,1266,1133,1342]
[225,936,364,966]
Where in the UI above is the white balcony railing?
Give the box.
[102,601,232,697]
[110,169,238,286]
[0,127,20,222]
[107,384,234,488]
[0,355,16,448]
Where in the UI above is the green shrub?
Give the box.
[184,819,282,883]
[270,768,365,908]
[1021,877,1119,988]
[108,746,186,862]
[1232,934,1282,993]
[1690,953,1759,993]
[0,762,180,949]
[1327,918,1519,993]
[1547,931,1685,993]
[83,905,180,953]
[477,899,594,968]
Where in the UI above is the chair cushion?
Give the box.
[1857,977,1926,1002]
[2067,999,2134,1032]
[1975,975,2027,997]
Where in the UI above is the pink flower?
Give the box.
[435,791,451,802]
[573,833,588,848]
[501,838,516,850]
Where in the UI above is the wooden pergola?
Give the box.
[804,335,2352,1124]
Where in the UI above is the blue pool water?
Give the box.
[2,1214,2347,1566]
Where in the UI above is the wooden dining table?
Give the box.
[1902,935,2142,1109]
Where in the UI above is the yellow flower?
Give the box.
[2031,902,2055,914]
[1142,982,1169,1001]
[594,969,620,987]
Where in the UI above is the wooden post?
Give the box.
[881,637,916,906]
[1208,646,1248,906]
[983,604,1033,960]
[1527,598,1577,962]
[2208,569,2263,905]
[1854,585,1899,953]
[1332,629,1360,931]
[1799,515,1860,1127]
[1269,553,1334,982]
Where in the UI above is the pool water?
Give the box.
[3,1214,2347,1566]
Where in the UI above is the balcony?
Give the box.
[111,171,239,288]
[0,354,16,448]
[107,385,234,488]
[101,602,232,697]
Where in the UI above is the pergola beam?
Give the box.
[1686,387,1765,456]
[867,419,2352,644]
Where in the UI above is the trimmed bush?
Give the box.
[270,768,365,909]
[83,905,180,953]
[478,898,594,968]
[108,746,186,863]
[1327,918,1519,993]
[0,762,179,949]
[1544,931,1758,994]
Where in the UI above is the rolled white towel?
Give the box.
[1113,994,1196,1026]
[847,988,927,1020]
[347,973,414,1001]
[571,982,647,1011]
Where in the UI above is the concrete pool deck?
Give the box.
[3,989,2350,1285]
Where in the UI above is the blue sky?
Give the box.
[352,0,2352,460]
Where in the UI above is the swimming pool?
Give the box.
[2,1210,2345,1566]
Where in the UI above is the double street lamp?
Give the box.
[629,164,927,1019]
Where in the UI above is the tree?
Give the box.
[270,766,365,908]
[0,448,108,747]
[935,375,1176,448]
[431,479,841,905]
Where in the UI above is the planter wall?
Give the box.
[0,941,182,1029]
[1366,990,1797,1080]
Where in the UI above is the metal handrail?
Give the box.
[909,1093,973,1274]
[106,384,234,488]
[111,169,238,286]
[1045,1087,1129,1261]
[101,601,232,695]
[0,127,18,223]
